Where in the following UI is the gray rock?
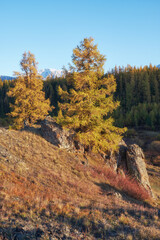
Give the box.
[114,192,123,200]
[105,140,127,173]
[126,144,153,196]
[41,116,84,152]
[40,118,153,197]
[117,140,128,173]
[109,142,153,197]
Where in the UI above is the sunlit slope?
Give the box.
[0,127,160,239]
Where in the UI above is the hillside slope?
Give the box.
[0,127,160,239]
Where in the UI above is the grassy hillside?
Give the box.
[0,127,160,239]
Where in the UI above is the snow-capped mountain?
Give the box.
[157,64,160,69]
[39,68,64,79]
[0,69,64,81]
[1,69,64,81]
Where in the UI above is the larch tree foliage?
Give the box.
[8,51,51,129]
[56,37,126,154]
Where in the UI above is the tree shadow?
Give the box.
[21,125,42,135]
[0,226,44,240]
[0,216,141,240]
[1,204,159,240]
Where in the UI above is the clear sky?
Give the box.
[0,0,160,76]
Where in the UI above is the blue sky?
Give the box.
[0,0,160,76]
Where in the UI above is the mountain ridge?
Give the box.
[0,75,15,81]
[1,65,160,81]
[0,68,64,81]
[39,68,64,79]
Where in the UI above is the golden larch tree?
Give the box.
[8,51,52,129]
[56,37,126,154]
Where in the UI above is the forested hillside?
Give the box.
[38,64,160,130]
[0,79,13,118]
[1,65,160,129]
[112,65,160,129]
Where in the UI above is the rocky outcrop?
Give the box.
[116,140,128,173]
[111,142,153,196]
[126,144,153,196]
[105,140,128,173]
[40,118,153,196]
[40,116,84,152]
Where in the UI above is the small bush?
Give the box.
[0,117,13,127]
[149,141,160,153]
[155,134,160,141]
[125,129,137,137]
[92,165,150,201]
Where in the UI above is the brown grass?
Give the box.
[90,165,151,201]
[0,127,160,239]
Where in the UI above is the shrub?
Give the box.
[92,165,150,201]
[125,129,137,137]
[155,134,160,141]
[149,141,160,153]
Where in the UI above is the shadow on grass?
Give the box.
[0,216,137,239]
[21,125,42,135]
[0,226,44,240]
[1,205,159,240]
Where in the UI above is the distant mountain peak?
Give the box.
[39,68,64,79]
[0,68,64,81]
[157,64,160,69]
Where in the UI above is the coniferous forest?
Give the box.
[1,64,160,130]
[112,65,160,129]
[0,79,13,118]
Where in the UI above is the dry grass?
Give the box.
[90,165,151,201]
[0,127,160,239]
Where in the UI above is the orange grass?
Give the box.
[1,128,160,240]
[90,165,151,201]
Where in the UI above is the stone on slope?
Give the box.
[41,116,84,152]
[126,144,153,196]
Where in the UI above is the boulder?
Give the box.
[40,116,84,152]
[40,118,153,196]
[111,142,153,196]
[105,140,128,173]
[126,144,153,196]
[116,140,128,173]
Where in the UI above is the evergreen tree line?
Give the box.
[1,62,160,130]
[111,65,160,129]
[43,77,72,116]
[0,76,68,119]
[43,64,160,129]
[0,79,13,117]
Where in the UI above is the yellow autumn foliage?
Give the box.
[8,52,52,129]
[56,37,126,153]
